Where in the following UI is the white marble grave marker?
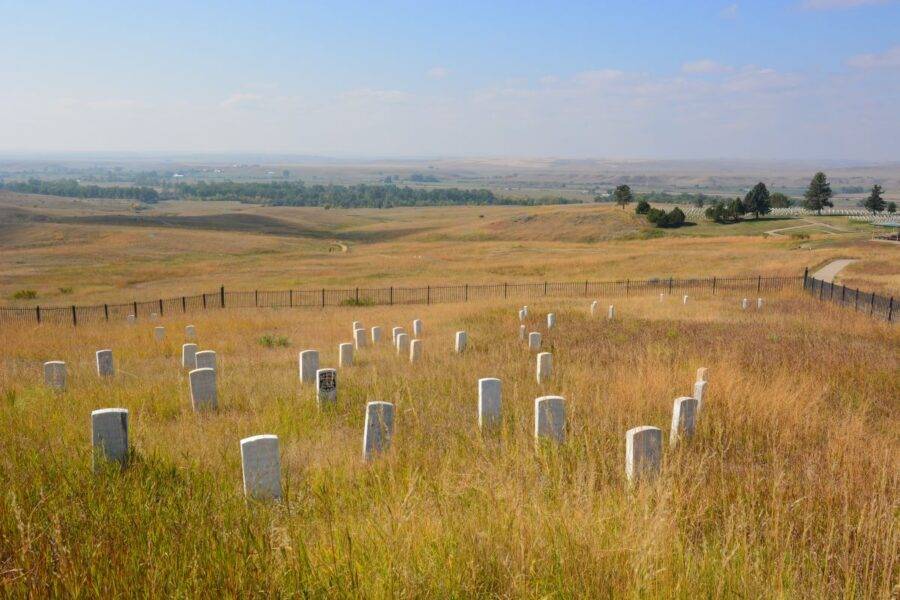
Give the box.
[182,343,198,369]
[757,297,763,309]
[392,327,404,346]
[528,332,541,351]
[339,342,354,367]
[154,326,165,341]
[189,368,217,411]
[412,319,423,337]
[478,378,502,431]
[352,320,362,332]
[455,331,467,353]
[354,327,367,349]
[299,350,319,384]
[659,293,665,302]
[91,408,128,471]
[395,333,409,355]
[741,298,749,310]
[519,308,526,322]
[43,361,66,390]
[534,396,566,444]
[696,367,708,383]
[362,401,395,461]
[522,306,529,317]
[126,314,135,323]
[185,325,196,340]
[371,326,382,344]
[607,305,615,320]
[547,313,556,329]
[670,396,698,447]
[590,300,598,317]
[316,368,337,406]
[96,349,114,377]
[195,350,216,371]
[683,295,689,305]
[240,434,282,500]
[626,426,662,482]
[409,339,422,363]
[519,325,526,341]
[693,380,708,411]
[536,352,552,384]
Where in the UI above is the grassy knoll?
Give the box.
[0,289,897,596]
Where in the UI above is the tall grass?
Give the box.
[0,290,896,596]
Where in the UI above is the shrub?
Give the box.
[342,297,374,307]
[13,290,37,300]
[635,200,651,214]
[646,208,666,224]
[258,334,290,348]
[59,287,73,295]
[657,207,686,228]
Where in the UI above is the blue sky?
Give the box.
[2,0,899,160]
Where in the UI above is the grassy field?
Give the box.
[0,190,898,596]
[0,287,897,596]
[1,192,897,305]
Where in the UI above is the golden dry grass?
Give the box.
[0,287,897,597]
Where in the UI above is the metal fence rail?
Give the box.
[0,275,804,327]
[803,274,894,323]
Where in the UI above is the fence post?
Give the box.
[159,299,163,316]
[104,304,109,321]
[71,305,77,327]
[830,282,834,300]
[321,288,325,308]
[220,286,225,308]
[841,285,846,304]
[356,287,360,304]
[290,289,293,307]
[584,280,588,295]
[668,277,673,294]
[255,290,259,307]
[712,277,717,295]
[544,281,547,295]
[870,292,875,316]
[889,297,894,322]
[465,284,468,302]
[427,285,431,304]
[36,306,41,324]
[803,267,808,289]
[626,279,630,296]
[182,296,186,312]
[389,287,393,306]
[757,275,761,293]
[203,294,207,309]
[133,301,137,318]
[854,289,859,311]
[504,283,507,299]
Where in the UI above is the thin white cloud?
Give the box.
[682,59,733,74]
[801,0,889,9]
[719,3,739,19]
[338,88,412,104]
[220,93,264,109]
[846,45,900,68]
[426,66,449,80]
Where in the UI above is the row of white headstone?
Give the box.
[92,365,710,498]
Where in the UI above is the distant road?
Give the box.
[812,259,857,283]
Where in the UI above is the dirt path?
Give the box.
[766,218,850,237]
[812,259,857,282]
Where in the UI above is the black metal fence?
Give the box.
[803,274,895,323]
[0,275,802,327]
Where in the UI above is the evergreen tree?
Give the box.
[769,192,793,208]
[742,182,772,219]
[803,172,833,215]
[863,184,886,214]
[613,184,633,209]
[888,201,897,214]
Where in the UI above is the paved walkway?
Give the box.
[812,259,857,283]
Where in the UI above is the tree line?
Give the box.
[172,181,576,208]
[0,178,160,203]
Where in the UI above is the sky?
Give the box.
[1,0,899,161]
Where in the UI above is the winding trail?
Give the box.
[812,259,857,283]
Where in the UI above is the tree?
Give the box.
[888,201,897,214]
[863,184,885,214]
[803,172,833,215]
[613,184,633,209]
[635,200,650,214]
[742,182,771,219]
[705,201,742,224]
[770,192,793,208]
[730,197,746,217]
[659,207,686,228]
